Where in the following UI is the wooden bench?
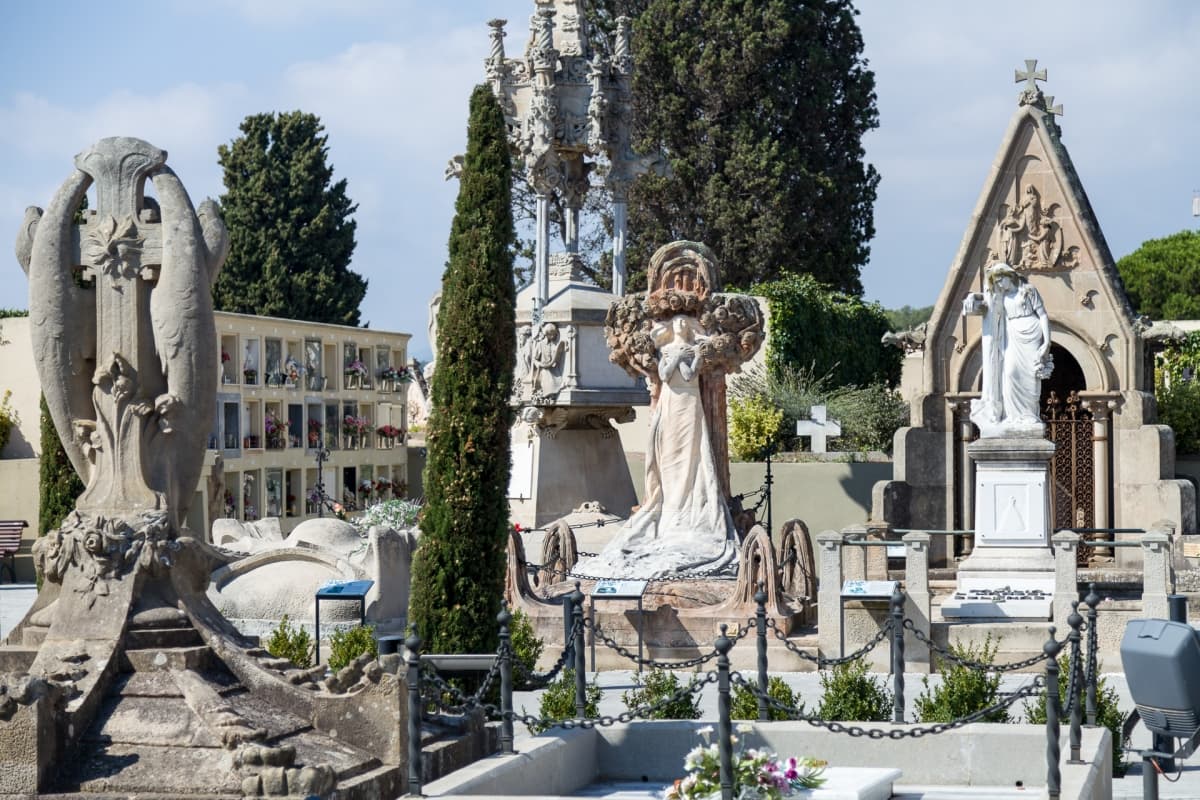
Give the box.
[0,520,28,583]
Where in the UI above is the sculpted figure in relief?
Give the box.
[529,321,567,398]
[962,263,1053,436]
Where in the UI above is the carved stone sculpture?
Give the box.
[8,138,406,796]
[575,241,764,579]
[962,262,1053,436]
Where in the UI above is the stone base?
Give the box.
[509,418,639,529]
[940,572,1054,620]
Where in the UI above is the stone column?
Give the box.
[611,200,626,296]
[950,400,975,556]
[817,530,845,658]
[1084,399,1114,557]
[902,531,931,673]
[1141,527,1174,620]
[840,525,867,582]
[535,193,550,321]
[1051,530,1079,624]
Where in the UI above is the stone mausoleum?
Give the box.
[873,62,1196,567]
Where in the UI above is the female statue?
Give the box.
[574,313,738,578]
[963,262,1053,435]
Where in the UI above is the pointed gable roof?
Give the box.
[921,61,1145,407]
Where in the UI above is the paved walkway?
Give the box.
[5,587,1200,796]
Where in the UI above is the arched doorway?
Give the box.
[1040,344,1095,533]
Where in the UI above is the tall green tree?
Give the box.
[39,395,84,536]
[214,111,366,325]
[1115,230,1200,320]
[612,0,880,293]
[408,86,517,656]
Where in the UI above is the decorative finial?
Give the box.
[1015,59,1047,93]
[1014,59,1060,115]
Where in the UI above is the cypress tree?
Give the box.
[408,86,517,655]
[38,394,84,536]
[213,111,366,325]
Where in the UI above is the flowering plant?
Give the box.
[221,350,231,363]
[265,411,288,436]
[664,727,826,800]
[355,498,422,532]
[342,415,369,436]
[376,424,402,439]
[359,478,374,493]
[306,487,324,505]
[346,359,368,377]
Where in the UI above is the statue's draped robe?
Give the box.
[973,284,1046,429]
[576,337,737,579]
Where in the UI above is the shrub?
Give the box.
[815,658,893,721]
[1156,379,1200,456]
[729,395,784,460]
[266,615,313,669]
[914,635,1007,723]
[509,608,544,686]
[824,383,909,453]
[356,498,422,532]
[38,394,84,537]
[1025,656,1127,775]
[621,668,702,720]
[327,624,378,672]
[531,668,602,734]
[732,675,802,720]
[0,390,18,453]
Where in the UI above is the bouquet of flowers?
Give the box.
[221,350,231,364]
[355,498,422,532]
[342,415,369,436]
[308,419,322,445]
[664,727,826,800]
[285,355,304,382]
[376,424,402,439]
[265,411,289,436]
[346,359,368,378]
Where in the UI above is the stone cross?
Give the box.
[796,405,841,454]
[1015,59,1047,92]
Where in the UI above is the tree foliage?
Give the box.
[214,111,366,325]
[884,304,933,332]
[614,0,879,292]
[39,394,84,536]
[755,273,901,389]
[1115,230,1200,320]
[1153,331,1200,455]
[408,86,517,656]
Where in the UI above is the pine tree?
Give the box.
[38,395,84,536]
[213,111,366,325]
[408,86,517,655]
[594,0,879,293]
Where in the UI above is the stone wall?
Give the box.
[0,459,38,581]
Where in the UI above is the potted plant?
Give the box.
[308,419,322,447]
[265,411,288,449]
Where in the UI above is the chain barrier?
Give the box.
[901,619,1050,673]
[730,671,1045,737]
[511,618,584,689]
[525,560,738,583]
[765,616,892,667]
[584,616,753,670]
[1061,640,1084,717]
[502,671,720,732]
[421,654,502,715]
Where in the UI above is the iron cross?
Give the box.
[1015,59,1047,92]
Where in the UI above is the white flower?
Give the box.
[696,725,714,742]
[736,722,754,733]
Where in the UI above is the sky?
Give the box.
[2,2,1198,360]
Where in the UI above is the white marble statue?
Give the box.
[575,313,738,578]
[962,262,1053,436]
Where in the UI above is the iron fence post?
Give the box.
[405,625,423,797]
[756,584,769,722]
[498,605,514,755]
[1044,627,1063,800]
[716,624,734,800]
[1084,583,1099,727]
[890,585,905,724]
[1067,602,1084,764]
[571,582,587,718]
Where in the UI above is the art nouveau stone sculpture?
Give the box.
[574,241,764,578]
[6,137,405,796]
[962,262,1053,437]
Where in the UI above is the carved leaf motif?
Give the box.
[84,214,145,278]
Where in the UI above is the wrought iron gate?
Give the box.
[1043,391,1095,561]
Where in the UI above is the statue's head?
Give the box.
[985,262,1023,292]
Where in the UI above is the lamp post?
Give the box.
[314,443,331,518]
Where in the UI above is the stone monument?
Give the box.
[942,263,1056,619]
[5,137,405,796]
[574,241,764,579]
[871,61,1195,571]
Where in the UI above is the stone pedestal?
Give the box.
[942,437,1056,619]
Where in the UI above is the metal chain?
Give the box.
[421,655,502,715]
[765,616,892,666]
[730,671,1045,737]
[1061,645,1081,716]
[511,619,583,689]
[524,561,738,583]
[584,617,753,670]
[902,619,1050,673]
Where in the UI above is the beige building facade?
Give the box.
[0,312,410,578]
